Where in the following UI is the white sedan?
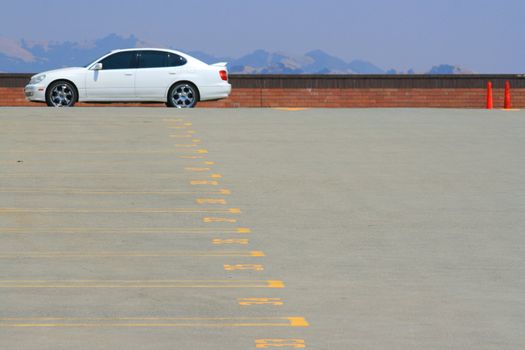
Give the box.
[24,48,231,108]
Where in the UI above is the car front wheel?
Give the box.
[46,81,77,107]
[167,83,198,108]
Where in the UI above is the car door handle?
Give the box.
[169,72,177,75]
[124,73,133,76]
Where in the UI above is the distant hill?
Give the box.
[0,34,152,73]
[427,64,473,74]
[196,49,386,74]
[0,33,473,74]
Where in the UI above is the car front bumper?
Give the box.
[24,84,46,102]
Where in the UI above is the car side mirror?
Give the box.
[92,63,103,70]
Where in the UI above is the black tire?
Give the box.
[167,82,199,108]
[46,80,77,107]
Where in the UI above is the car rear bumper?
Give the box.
[199,83,231,101]
[24,84,46,102]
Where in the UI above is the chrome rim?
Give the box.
[171,84,196,108]
[50,84,74,107]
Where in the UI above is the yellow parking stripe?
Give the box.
[0,227,250,234]
[0,280,285,289]
[0,251,265,258]
[0,316,307,328]
[0,188,232,195]
[0,208,241,214]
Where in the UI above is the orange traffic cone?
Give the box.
[486,82,493,109]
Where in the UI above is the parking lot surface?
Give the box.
[0,107,524,349]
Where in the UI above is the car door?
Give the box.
[135,51,187,100]
[85,51,137,100]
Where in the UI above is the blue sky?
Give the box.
[1,0,524,72]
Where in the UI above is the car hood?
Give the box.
[35,67,86,77]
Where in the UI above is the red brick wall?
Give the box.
[200,88,525,108]
[1,87,524,108]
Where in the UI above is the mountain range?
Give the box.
[0,34,472,74]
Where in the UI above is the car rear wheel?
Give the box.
[46,81,77,107]
[167,83,198,108]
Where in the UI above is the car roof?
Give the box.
[110,48,184,55]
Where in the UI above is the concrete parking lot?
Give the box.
[0,107,524,349]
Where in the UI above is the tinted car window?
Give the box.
[139,51,169,68]
[167,53,187,67]
[100,52,136,70]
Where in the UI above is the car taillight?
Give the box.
[219,70,228,81]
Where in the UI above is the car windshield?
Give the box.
[83,58,98,68]
[83,52,110,68]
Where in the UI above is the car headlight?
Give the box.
[29,74,46,85]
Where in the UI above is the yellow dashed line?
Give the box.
[203,217,237,223]
[190,180,218,185]
[196,198,227,205]
[185,167,211,172]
